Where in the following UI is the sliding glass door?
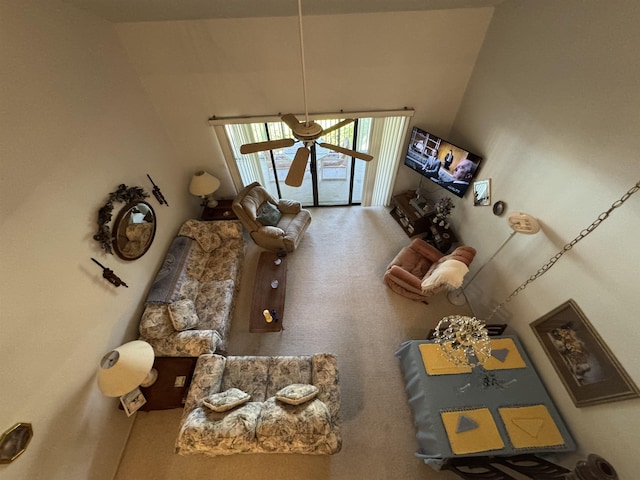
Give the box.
[215,111,412,207]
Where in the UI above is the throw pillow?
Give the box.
[168,299,199,331]
[203,388,251,412]
[256,202,282,227]
[275,384,319,405]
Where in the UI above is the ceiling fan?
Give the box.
[239,0,373,187]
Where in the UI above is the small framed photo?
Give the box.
[120,388,147,417]
[473,179,491,206]
[531,299,639,407]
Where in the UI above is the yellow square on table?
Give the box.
[419,343,471,375]
[499,405,565,448]
[482,338,527,371]
[441,408,504,455]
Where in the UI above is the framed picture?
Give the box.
[120,388,147,417]
[473,179,491,206]
[531,299,639,407]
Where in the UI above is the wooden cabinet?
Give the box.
[390,191,435,237]
[138,357,198,411]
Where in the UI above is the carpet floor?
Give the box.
[114,206,470,480]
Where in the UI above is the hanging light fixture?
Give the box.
[433,315,492,367]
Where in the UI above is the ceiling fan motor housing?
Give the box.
[294,121,323,140]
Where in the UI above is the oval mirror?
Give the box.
[112,201,157,261]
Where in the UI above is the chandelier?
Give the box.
[433,315,491,367]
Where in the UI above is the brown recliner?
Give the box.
[384,238,476,302]
[232,182,311,253]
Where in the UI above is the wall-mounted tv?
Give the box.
[403,126,482,198]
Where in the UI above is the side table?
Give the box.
[201,199,237,221]
[424,222,458,253]
[138,357,198,411]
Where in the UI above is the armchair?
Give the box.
[232,182,311,253]
[384,238,476,302]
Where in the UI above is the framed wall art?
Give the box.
[530,299,639,407]
[473,179,491,206]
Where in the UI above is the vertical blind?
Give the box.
[211,109,414,206]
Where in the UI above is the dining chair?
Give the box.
[443,457,517,480]
[493,454,571,479]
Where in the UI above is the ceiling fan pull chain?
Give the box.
[297,0,310,126]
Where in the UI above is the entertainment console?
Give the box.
[390,190,458,253]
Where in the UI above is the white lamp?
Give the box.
[97,340,156,397]
[189,170,221,208]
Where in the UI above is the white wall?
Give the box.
[0,2,199,479]
[449,0,640,475]
[113,9,494,199]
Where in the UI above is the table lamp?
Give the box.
[97,340,157,397]
[189,170,221,208]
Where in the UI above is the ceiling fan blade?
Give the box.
[240,138,295,154]
[321,118,354,136]
[281,114,301,131]
[285,147,310,187]
[319,142,374,162]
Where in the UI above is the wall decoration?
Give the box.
[530,299,639,407]
[473,179,491,206]
[91,258,129,288]
[0,423,33,464]
[147,174,169,206]
[93,184,156,260]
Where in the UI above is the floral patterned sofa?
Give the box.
[175,353,342,456]
[138,219,245,356]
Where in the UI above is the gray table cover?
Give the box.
[395,335,576,467]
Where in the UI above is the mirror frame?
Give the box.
[112,200,157,261]
[93,184,154,259]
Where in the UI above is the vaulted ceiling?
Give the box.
[65,0,505,22]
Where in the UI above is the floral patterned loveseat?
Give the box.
[175,353,342,456]
[138,219,245,356]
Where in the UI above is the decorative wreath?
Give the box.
[93,184,149,254]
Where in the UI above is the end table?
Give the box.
[201,199,237,221]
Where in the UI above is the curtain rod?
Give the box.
[208,108,415,126]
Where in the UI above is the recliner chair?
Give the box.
[232,182,312,253]
[384,237,476,302]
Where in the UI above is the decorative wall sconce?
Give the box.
[91,258,128,288]
[0,423,33,464]
[189,171,221,208]
[147,174,169,206]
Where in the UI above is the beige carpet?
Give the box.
[114,206,470,480]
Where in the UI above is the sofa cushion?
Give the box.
[256,397,333,452]
[168,299,199,331]
[221,357,271,402]
[139,304,175,339]
[276,384,319,405]
[256,202,282,226]
[203,388,251,412]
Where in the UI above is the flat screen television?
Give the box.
[403,126,482,198]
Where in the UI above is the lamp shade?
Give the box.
[97,340,154,397]
[189,171,220,197]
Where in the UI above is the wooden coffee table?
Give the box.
[249,251,287,332]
